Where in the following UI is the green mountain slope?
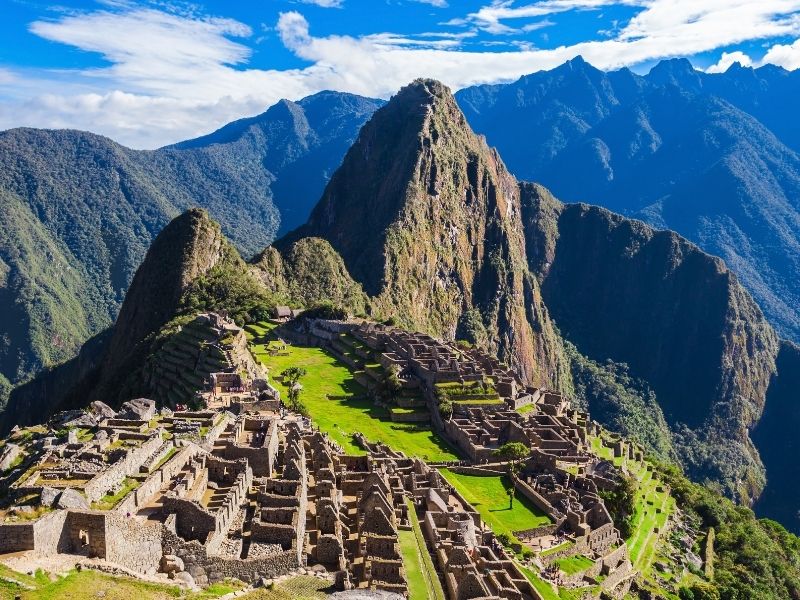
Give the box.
[0,92,380,407]
[280,79,780,503]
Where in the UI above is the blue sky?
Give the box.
[2,0,800,148]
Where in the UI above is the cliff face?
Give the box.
[252,237,368,315]
[754,341,800,532]
[281,79,571,389]
[521,184,779,500]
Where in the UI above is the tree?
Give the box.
[492,442,529,508]
[280,367,307,386]
[286,384,308,417]
[439,399,453,421]
[385,364,402,393]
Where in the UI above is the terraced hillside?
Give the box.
[142,313,263,407]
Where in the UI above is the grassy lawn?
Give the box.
[0,565,245,600]
[402,499,445,600]
[516,403,537,415]
[519,566,590,600]
[554,554,594,575]
[439,469,551,543]
[398,530,434,600]
[239,575,333,599]
[91,477,139,511]
[248,323,458,461]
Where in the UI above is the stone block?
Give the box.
[57,488,89,510]
[173,571,195,587]
[160,555,185,574]
[40,487,59,507]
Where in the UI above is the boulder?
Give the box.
[65,413,98,429]
[0,443,21,471]
[117,398,156,421]
[186,564,206,580]
[90,401,117,420]
[173,571,195,587]
[40,487,59,507]
[56,488,89,510]
[160,555,184,574]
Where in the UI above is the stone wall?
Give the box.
[115,444,199,514]
[0,522,34,553]
[32,510,69,555]
[65,511,107,558]
[514,477,563,521]
[161,528,300,584]
[83,434,163,502]
[104,513,163,575]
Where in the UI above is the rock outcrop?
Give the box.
[279,79,572,390]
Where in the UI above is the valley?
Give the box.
[0,60,798,600]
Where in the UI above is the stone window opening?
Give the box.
[79,529,90,547]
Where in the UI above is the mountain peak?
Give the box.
[105,208,231,359]
[647,57,702,89]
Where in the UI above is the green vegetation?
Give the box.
[554,554,594,575]
[0,563,245,599]
[249,323,457,461]
[658,462,800,599]
[492,442,530,508]
[567,342,674,463]
[402,498,446,600]
[439,469,551,544]
[91,477,140,511]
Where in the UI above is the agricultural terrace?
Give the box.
[0,562,247,600]
[439,469,551,544]
[246,322,458,461]
[589,433,674,573]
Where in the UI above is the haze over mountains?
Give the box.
[457,57,800,343]
[1,58,799,531]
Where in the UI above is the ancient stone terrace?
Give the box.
[162,454,252,548]
[218,415,280,477]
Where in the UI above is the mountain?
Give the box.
[0,91,381,409]
[279,79,572,391]
[753,341,800,531]
[456,57,800,343]
[171,91,384,235]
[279,78,780,502]
[0,208,276,429]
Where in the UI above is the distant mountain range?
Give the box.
[457,57,800,343]
[0,92,381,405]
[1,59,799,531]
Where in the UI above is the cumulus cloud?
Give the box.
[2,1,800,148]
[706,50,753,73]
[762,38,800,70]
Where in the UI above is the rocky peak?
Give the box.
[279,79,572,389]
[103,208,231,371]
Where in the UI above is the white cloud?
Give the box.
[2,1,800,149]
[706,50,753,73]
[298,0,344,7]
[762,38,800,70]
[462,0,642,34]
[415,0,449,6]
